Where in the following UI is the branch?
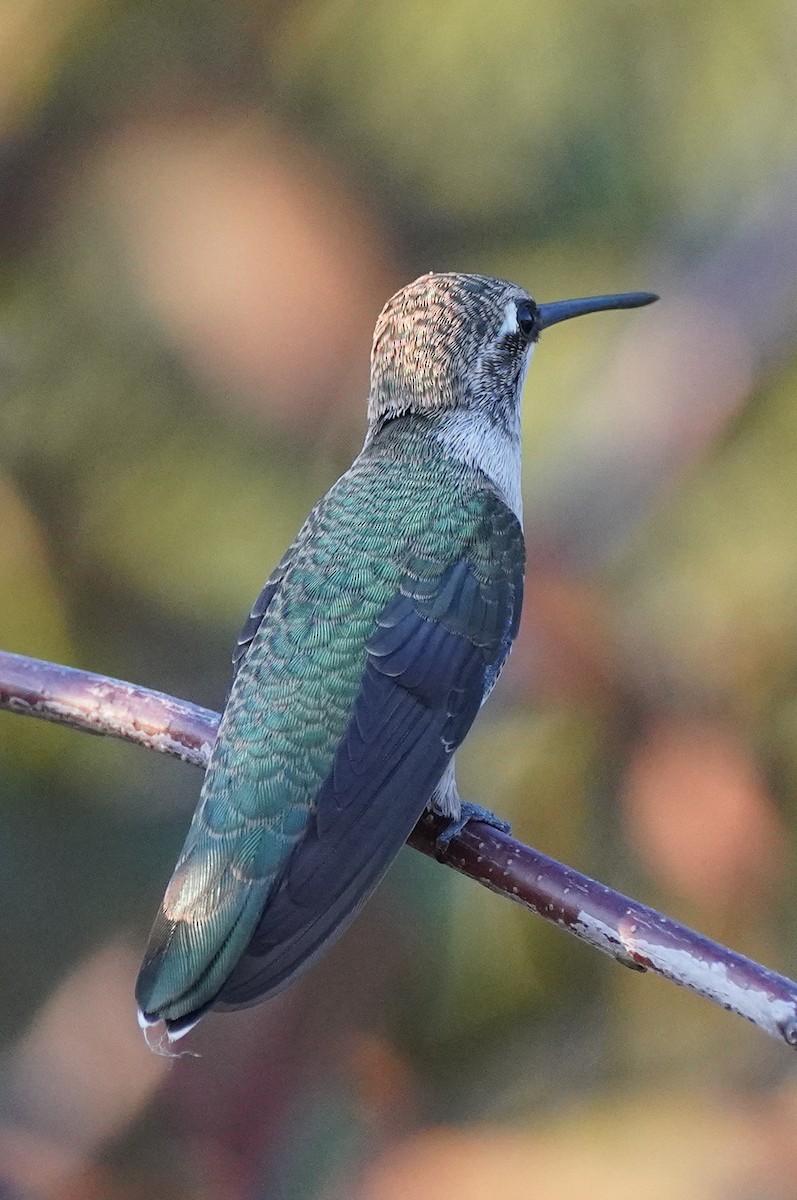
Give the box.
[2,647,796,1049]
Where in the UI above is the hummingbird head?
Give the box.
[367,272,657,433]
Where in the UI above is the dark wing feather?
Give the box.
[231,549,294,675]
[139,488,525,1034]
[214,560,511,1011]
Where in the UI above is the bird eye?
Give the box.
[516,301,538,340]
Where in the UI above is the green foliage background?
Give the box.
[2,2,797,1196]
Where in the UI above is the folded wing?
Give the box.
[136,488,524,1036]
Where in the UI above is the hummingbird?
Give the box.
[136,272,657,1042]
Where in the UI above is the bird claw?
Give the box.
[434,802,511,855]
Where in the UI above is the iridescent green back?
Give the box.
[136,416,525,1027]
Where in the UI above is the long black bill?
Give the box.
[537,291,658,331]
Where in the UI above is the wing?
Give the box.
[215,509,525,1013]
[231,547,294,676]
[136,468,524,1035]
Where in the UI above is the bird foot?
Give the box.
[434,802,511,855]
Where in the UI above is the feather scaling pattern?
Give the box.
[136,416,525,1035]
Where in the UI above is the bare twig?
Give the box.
[0,649,215,766]
[2,647,796,1048]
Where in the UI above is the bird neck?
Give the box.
[431,406,523,525]
[364,406,524,526]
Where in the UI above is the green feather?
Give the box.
[136,415,525,1024]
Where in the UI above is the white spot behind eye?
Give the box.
[497,299,519,339]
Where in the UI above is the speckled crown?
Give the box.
[368,272,530,425]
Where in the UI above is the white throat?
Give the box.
[433,411,523,525]
[431,345,532,526]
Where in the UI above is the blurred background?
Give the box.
[2,0,797,1196]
